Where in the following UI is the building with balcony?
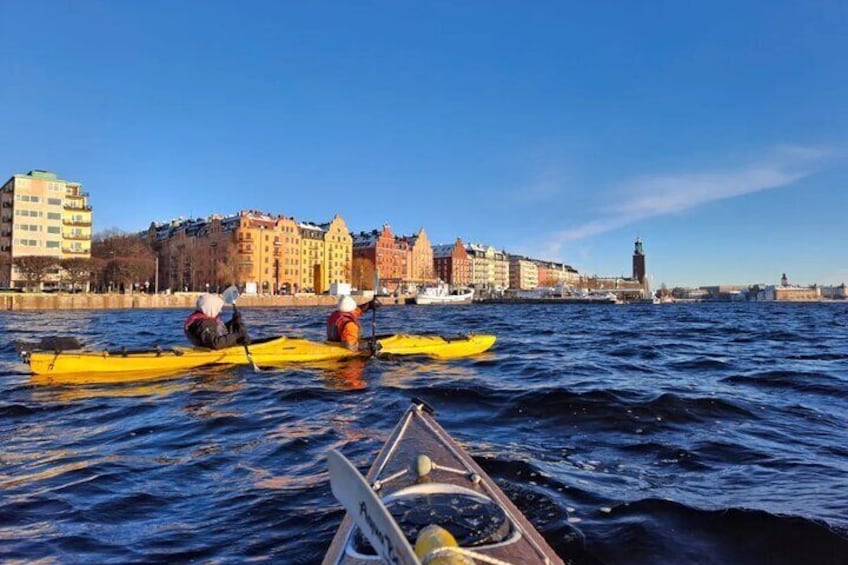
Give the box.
[508,255,539,290]
[465,243,509,292]
[0,170,93,290]
[147,210,349,295]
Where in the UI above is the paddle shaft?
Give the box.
[232,301,259,371]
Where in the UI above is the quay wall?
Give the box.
[1,293,412,311]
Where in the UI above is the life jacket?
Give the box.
[184,311,211,334]
[184,311,227,346]
[327,310,359,343]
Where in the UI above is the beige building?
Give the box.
[508,256,539,290]
[465,243,510,292]
[0,170,93,290]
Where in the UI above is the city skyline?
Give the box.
[1,2,845,287]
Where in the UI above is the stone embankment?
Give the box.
[0,293,411,311]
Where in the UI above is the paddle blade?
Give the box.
[222,285,239,305]
[327,449,420,565]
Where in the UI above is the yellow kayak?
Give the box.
[22,334,496,376]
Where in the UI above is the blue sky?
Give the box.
[1,1,845,287]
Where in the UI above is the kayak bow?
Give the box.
[323,400,563,565]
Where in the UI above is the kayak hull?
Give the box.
[25,334,496,376]
[322,401,563,564]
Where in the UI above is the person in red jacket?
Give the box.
[326,295,379,351]
[184,293,248,349]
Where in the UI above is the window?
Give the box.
[47,226,60,234]
[46,241,60,248]
[47,212,61,220]
[48,198,62,206]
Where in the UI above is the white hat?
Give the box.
[197,293,224,318]
[338,295,357,313]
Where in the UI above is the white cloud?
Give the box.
[539,145,829,257]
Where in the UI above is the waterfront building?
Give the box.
[821,284,847,300]
[756,274,822,301]
[397,228,436,287]
[297,214,352,294]
[432,238,471,287]
[351,224,408,293]
[508,255,539,290]
[534,260,580,287]
[0,170,93,290]
[148,210,349,295]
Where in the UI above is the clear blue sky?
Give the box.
[2,1,845,287]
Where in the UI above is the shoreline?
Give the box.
[1,292,844,311]
[0,292,412,311]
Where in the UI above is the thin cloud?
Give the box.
[543,146,829,256]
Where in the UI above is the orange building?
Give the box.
[432,238,471,287]
[397,228,435,286]
[149,210,349,294]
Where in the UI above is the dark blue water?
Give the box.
[1,303,847,564]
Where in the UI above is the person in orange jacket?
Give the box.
[326,295,379,351]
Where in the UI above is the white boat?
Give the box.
[414,282,474,305]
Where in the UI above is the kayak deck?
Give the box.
[22,334,496,376]
[323,400,563,564]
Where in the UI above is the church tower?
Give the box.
[632,237,646,284]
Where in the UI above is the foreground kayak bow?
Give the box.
[20,334,496,376]
[323,400,563,565]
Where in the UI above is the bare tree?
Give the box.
[214,239,239,290]
[60,257,94,292]
[13,256,58,291]
[104,257,155,293]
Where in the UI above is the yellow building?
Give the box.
[0,170,93,290]
[298,214,352,293]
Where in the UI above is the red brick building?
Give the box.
[433,238,471,286]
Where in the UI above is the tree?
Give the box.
[104,257,155,293]
[214,239,239,290]
[92,230,156,291]
[13,256,58,291]
[60,257,94,292]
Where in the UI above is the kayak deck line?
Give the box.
[20,334,497,376]
[323,400,563,565]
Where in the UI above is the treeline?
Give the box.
[3,229,157,292]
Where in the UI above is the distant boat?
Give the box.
[414,282,474,305]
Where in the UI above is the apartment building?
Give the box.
[508,255,539,290]
[149,210,350,294]
[0,170,93,289]
[465,243,509,291]
[397,228,436,286]
[432,238,471,287]
[351,224,409,292]
[298,214,352,294]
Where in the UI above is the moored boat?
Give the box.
[413,282,474,305]
[20,334,496,376]
[323,399,564,564]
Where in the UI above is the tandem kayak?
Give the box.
[323,399,563,565]
[21,334,496,376]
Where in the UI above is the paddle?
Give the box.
[327,449,421,565]
[369,297,378,356]
[222,285,260,372]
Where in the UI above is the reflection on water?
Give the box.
[29,365,240,402]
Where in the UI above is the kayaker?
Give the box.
[184,293,249,349]
[326,295,379,351]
